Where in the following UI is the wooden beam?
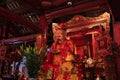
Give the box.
[0,7,41,33]
[46,0,108,18]
[1,34,38,44]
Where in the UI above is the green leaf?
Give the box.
[19,42,48,78]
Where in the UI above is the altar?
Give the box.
[43,12,112,80]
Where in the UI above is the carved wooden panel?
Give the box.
[60,12,111,59]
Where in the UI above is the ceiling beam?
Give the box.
[46,0,108,19]
[17,0,43,14]
[0,6,41,33]
[1,34,37,44]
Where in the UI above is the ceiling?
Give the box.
[0,0,119,43]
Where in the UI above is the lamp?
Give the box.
[67,0,73,6]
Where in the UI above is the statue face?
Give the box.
[53,29,66,44]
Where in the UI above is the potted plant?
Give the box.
[19,43,47,79]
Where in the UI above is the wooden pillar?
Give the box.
[87,31,98,59]
[0,27,3,39]
[113,22,120,45]
[3,23,8,39]
[39,15,48,45]
[0,23,8,39]
[116,57,120,80]
[92,32,95,59]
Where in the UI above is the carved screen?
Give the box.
[62,12,111,59]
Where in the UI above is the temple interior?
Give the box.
[0,0,120,80]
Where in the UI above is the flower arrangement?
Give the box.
[19,43,47,78]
